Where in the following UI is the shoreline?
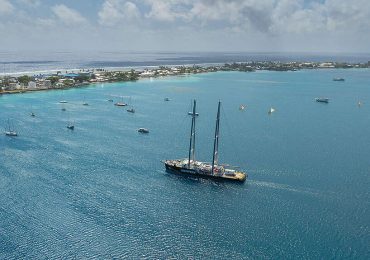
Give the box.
[1,61,369,96]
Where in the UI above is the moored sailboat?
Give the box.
[315,97,329,103]
[82,96,89,106]
[4,119,18,137]
[138,128,149,133]
[114,96,127,106]
[66,120,75,130]
[126,97,135,113]
[268,107,276,114]
[163,100,247,182]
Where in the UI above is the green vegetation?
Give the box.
[17,75,32,85]
[74,74,90,83]
[63,79,74,86]
[47,76,60,85]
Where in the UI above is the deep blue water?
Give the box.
[0,69,370,259]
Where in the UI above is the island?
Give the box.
[1,61,369,95]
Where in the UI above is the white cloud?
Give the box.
[0,0,14,14]
[269,0,370,34]
[143,0,275,32]
[52,4,87,26]
[145,0,191,22]
[1,0,370,53]
[324,0,370,31]
[98,0,140,26]
[35,18,56,27]
[123,2,141,20]
[18,0,41,7]
[139,0,370,35]
[145,1,176,21]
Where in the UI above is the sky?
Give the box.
[0,0,370,53]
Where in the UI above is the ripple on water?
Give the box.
[1,70,370,258]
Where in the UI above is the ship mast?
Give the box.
[188,99,196,167]
[211,101,221,175]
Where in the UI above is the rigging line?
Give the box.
[174,101,192,154]
[220,103,241,166]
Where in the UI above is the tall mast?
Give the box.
[211,101,221,175]
[188,99,196,167]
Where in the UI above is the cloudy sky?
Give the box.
[0,0,369,53]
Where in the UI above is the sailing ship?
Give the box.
[4,119,18,136]
[163,100,247,182]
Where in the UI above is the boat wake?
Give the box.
[250,180,320,197]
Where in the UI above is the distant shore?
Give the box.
[1,61,369,95]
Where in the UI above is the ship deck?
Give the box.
[164,159,247,182]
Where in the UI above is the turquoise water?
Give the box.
[0,70,369,259]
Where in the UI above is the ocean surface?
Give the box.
[0,69,370,259]
[1,51,370,75]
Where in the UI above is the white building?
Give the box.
[44,80,52,88]
[28,81,37,89]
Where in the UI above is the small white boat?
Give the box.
[268,107,276,114]
[188,111,199,116]
[59,100,68,104]
[114,96,127,107]
[164,97,170,101]
[358,101,362,107]
[5,131,17,137]
[115,102,127,107]
[31,112,35,117]
[333,78,345,81]
[239,105,246,110]
[138,128,149,134]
